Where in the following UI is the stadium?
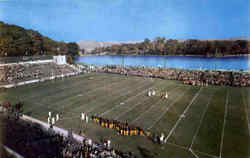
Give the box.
[0,0,250,157]
[0,56,249,158]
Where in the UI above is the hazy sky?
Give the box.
[0,0,249,42]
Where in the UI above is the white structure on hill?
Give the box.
[53,55,66,65]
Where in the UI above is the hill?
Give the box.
[0,21,79,58]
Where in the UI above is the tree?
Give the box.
[67,42,79,57]
[235,40,248,54]
[153,37,165,54]
[165,39,178,55]
[0,21,69,57]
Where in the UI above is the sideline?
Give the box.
[21,115,85,143]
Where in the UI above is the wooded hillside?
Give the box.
[0,21,79,60]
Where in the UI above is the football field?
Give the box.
[5,72,250,158]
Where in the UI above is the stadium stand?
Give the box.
[98,65,250,87]
[0,56,83,87]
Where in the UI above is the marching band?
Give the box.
[92,115,146,137]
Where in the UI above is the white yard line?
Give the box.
[131,86,181,124]
[146,86,189,130]
[88,81,150,115]
[189,92,214,149]
[166,141,218,158]
[115,84,182,120]
[84,86,142,114]
[25,78,129,114]
[59,115,80,121]
[219,90,229,158]
[77,79,147,114]
[34,81,149,117]
[241,89,250,134]
[190,148,200,158]
[20,75,123,102]
[194,149,220,158]
[100,84,165,118]
[113,97,150,120]
[57,76,127,100]
[165,87,203,141]
[99,82,154,117]
[99,81,174,117]
[166,142,189,150]
[14,74,86,100]
[58,79,130,113]
[130,99,163,124]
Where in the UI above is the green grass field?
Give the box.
[4,72,250,158]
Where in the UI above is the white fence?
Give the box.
[21,115,85,142]
[0,60,53,67]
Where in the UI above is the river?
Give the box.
[76,55,250,70]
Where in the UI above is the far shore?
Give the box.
[80,53,250,57]
[75,62,250,73]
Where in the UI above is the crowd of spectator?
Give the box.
[0,62,80,85]
[0,110,136,158]
[97,65,250,87]
[3,61,248,87]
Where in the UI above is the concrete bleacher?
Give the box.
[0,56,82,88]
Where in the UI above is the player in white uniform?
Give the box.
[85,115,88,123]
[148,91,152,97]
[56,114,59,121]
[81,112,85,121]
[48,117,50,125]
[165,92,168,99]
[160,133,165,144]
[152,90,156,96]
[52,117,55,125]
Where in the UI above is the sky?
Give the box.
[0,0,249,42]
